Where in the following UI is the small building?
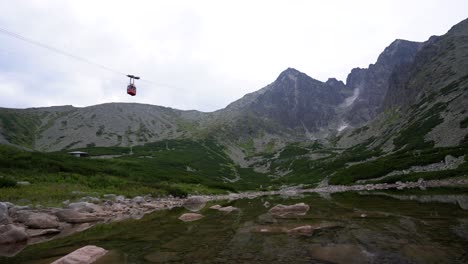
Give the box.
[68,151,90,158]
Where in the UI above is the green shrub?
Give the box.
[0,177,17,188]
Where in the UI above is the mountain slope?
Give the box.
[337,18,468,152]
[1,18,467,160]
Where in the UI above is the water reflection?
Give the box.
[2,190,468,264]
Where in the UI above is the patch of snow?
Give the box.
[341,87,360,108]
[337,123,349,132]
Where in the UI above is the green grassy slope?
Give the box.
[0,139,270,206]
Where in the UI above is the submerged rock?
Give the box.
[209,205,222,210]
[144,251,182,263]
[178,213,204,222]
[269,203,310,217]
[288,225,314,236]
[0,224,28,244]
[51,245,108,264]
[217,206,239,213]
[183,196,206,212]
[309,244,370,264]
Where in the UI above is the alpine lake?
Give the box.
[2,188,468,264]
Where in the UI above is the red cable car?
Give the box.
[126,74,140,96]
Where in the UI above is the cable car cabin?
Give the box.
[127,84,136,96]
[126,74,140,96]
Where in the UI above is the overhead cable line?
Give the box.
[0,26,178,88]
[0,27,127,76]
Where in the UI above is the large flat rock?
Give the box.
[269,203,310,217]
[51,245,108,264]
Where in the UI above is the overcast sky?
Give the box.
[0,0,467,112]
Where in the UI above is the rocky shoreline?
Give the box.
[1,177,467,257]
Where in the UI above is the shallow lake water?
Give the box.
[2,189,468,264]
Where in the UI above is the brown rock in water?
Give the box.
[178,213,204,222]
[269,203,310,217]
[288,225,314,236]
[309,244,369,264]
[217,206,239,213]
[51,245,108,264]
[209,205,222,210]
[0,224,28,244]
[144,251,182,263]
[183,196,206,212]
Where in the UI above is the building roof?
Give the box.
[67,151,89,155]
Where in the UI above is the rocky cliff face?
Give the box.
[344,39,423,125]
[337,18,468,151]
[222,68,352,134]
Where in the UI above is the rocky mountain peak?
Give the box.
[275,67,305,83]
[326,78,346,88]
[375,39,423,68]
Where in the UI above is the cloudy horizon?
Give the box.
[1,0,467,112]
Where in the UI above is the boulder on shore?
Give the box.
[55,209,100,224]
[51,245,108,264]
[0,224,28,244]
[269,203,310,217]
[68,202,101,213]
[178,213,204,222]
[0,202,10,224]
[183,196,206,212]
[17,212,60,229]
[26,228,61,237]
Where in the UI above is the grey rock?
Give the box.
[132,196,145,204]
[51,245,108,264]
[115,195,126,203]
[79,196,101,204]
[183,196,206,212]
[178,213,204,222]
[103,194,117,200]
[217,206,239,213]
[269,203,310,217]
[8,205,30,218]
[68,202,101,213]
[17,212,60,229]
[0,202,10,224]
[55,209,100,224]
[16,181,31,186]
[4,202,14,208]
[0,224,28,244]
[26,228,61,237]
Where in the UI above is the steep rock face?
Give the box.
[344,39,423,125]
[384,18,468,109]
[337,18,468,150]
[223,68,352,135]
